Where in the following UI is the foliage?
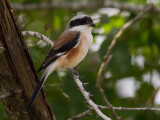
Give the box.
[1,0,160,120]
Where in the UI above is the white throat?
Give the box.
[69,25,92,34]
[69,25,93,47]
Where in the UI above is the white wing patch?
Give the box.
[74,39,80,48]
[56,52,66,57]
[56,35,80,57]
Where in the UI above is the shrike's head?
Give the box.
[66,15,96,31]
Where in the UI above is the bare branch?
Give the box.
[96,55,120,120]
[68,105,160,120]
[96,55,121,120]
[96,4,154,88]
[68,68,111,120]
[99,106,160,112]
[11,1,160,14]
[22,31,54,47]
[98,87,121,120]
[68,109,92,120]
[96,55,112,88]
[96,4,154,120]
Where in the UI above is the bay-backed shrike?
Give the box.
[26,15,95,111]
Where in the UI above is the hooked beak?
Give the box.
[90,22,96,27]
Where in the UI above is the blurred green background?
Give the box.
[1,0,160,120]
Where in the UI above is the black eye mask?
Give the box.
[69,16,93,28]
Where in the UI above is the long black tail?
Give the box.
[25,77,45,112]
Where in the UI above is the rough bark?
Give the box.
[0,0,55,120]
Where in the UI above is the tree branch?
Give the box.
[96,4,154,87]
[22,31,54,47]
[68,106,160,119]
[96,4,154,120]
[68,109,92,120]
[11,1,160,13]
[99,106,160,112]
[96,55,121,120]
[68,68,111,120]
[98,86,121,120]
[96,55,112,88]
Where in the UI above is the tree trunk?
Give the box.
[0,0,55,120]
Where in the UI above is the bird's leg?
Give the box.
[73,67,80,77]
[74,67,86,79]
[67,68,80,77]
[74,66,77,71]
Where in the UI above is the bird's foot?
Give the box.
[67,68,80,77]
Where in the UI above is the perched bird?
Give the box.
[26,15,95,111]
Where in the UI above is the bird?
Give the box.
[26,15,95,111]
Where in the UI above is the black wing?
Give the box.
[38,32,80,72]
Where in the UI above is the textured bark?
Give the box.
[0,0,55,120]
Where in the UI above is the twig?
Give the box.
[96,55,112,88]
[96,4,154,120]
[68,68,111,120]
[22,31,54,47]
[99,106,160,112]
[98,87,121,120]
[68,109,92,120]
[96,55,121,120]
[96,4,154,87]
[11,1,160,14]
[68,105,160,120]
